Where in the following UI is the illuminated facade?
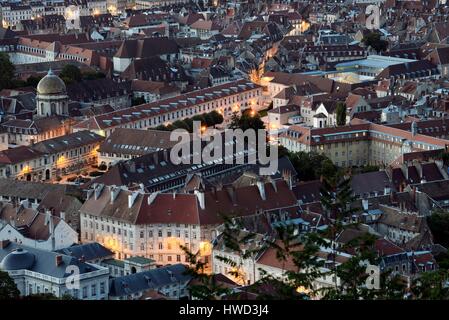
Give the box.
[79,181,297,271]
[79,187,216,271]
[280,121,449,167]
[74,80,263,137]
[0,131,103,181]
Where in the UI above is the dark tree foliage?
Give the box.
[59,64,82,84]
[427,209,449,248]
[287,151,337,181]
[0,52,15,90]
[335,102,347,126]
[0,271,20,300]
[131,96,146,106]
[410,269,449,299]
[229,110,265,131]
[179,173,447,300]
[155,111,224,133]
[26,75,43,87]
[362,32,388,53]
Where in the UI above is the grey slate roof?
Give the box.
[55,242,113,261]
[108,264,190,297]
[32,130,104,154]
[0,242,101,278]
[0,179,66,200]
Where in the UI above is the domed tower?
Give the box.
[36,69,69,117]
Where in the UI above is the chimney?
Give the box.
[128,161,136,173]
[362,198,369,211]
[147,192,159,205]
[0,239,10,249]
[411,121,418,136]
[55,254,63,266]
[282,169,293,190]
[20,199,30,208]
[194,189,205,210]
[128,192,139,208]
[152,152,159,164]
[94,184,104,200]
[110,186,121,203]
[256,181,266,200]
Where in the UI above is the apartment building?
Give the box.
[79,180,297,269]
[73,79,263,137]
[0,130,104,181]
[135,0,190,10]
[0,240,109,299]
[97,128,181,166]
[212,233,350,298]
[280,120,449,167]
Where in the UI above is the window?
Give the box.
[91,284,97,296]
[100,282,105,295]
[140,243,145,251]
[140,231,144,239]
[158,243,163,250]
[167,230,172,237]
[168,256,172,262]
[167,243,172,250]
[82,287,88,298]
[176,230,180,237]
[148,230,153,237]
[177,255,181,262]
[158,230,162,237]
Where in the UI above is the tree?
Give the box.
[82,70,106,80]
[335,102,347,126]
[59,64,82,84]
[172,120,190,131]
[427,209,449,248]
[229,110,265,131]
[0,271,20,300]
[209,110,224,126]
[287,151,337,181]
[26,75,43,87]
[131,96,146,106]
[362,32,388,53]
[0,52,15,90]
[441,151,449,166]
[155,125,170,131]
[411,270,449,299]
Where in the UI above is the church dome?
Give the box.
[37,69,67,95]
[0,248,36,270]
